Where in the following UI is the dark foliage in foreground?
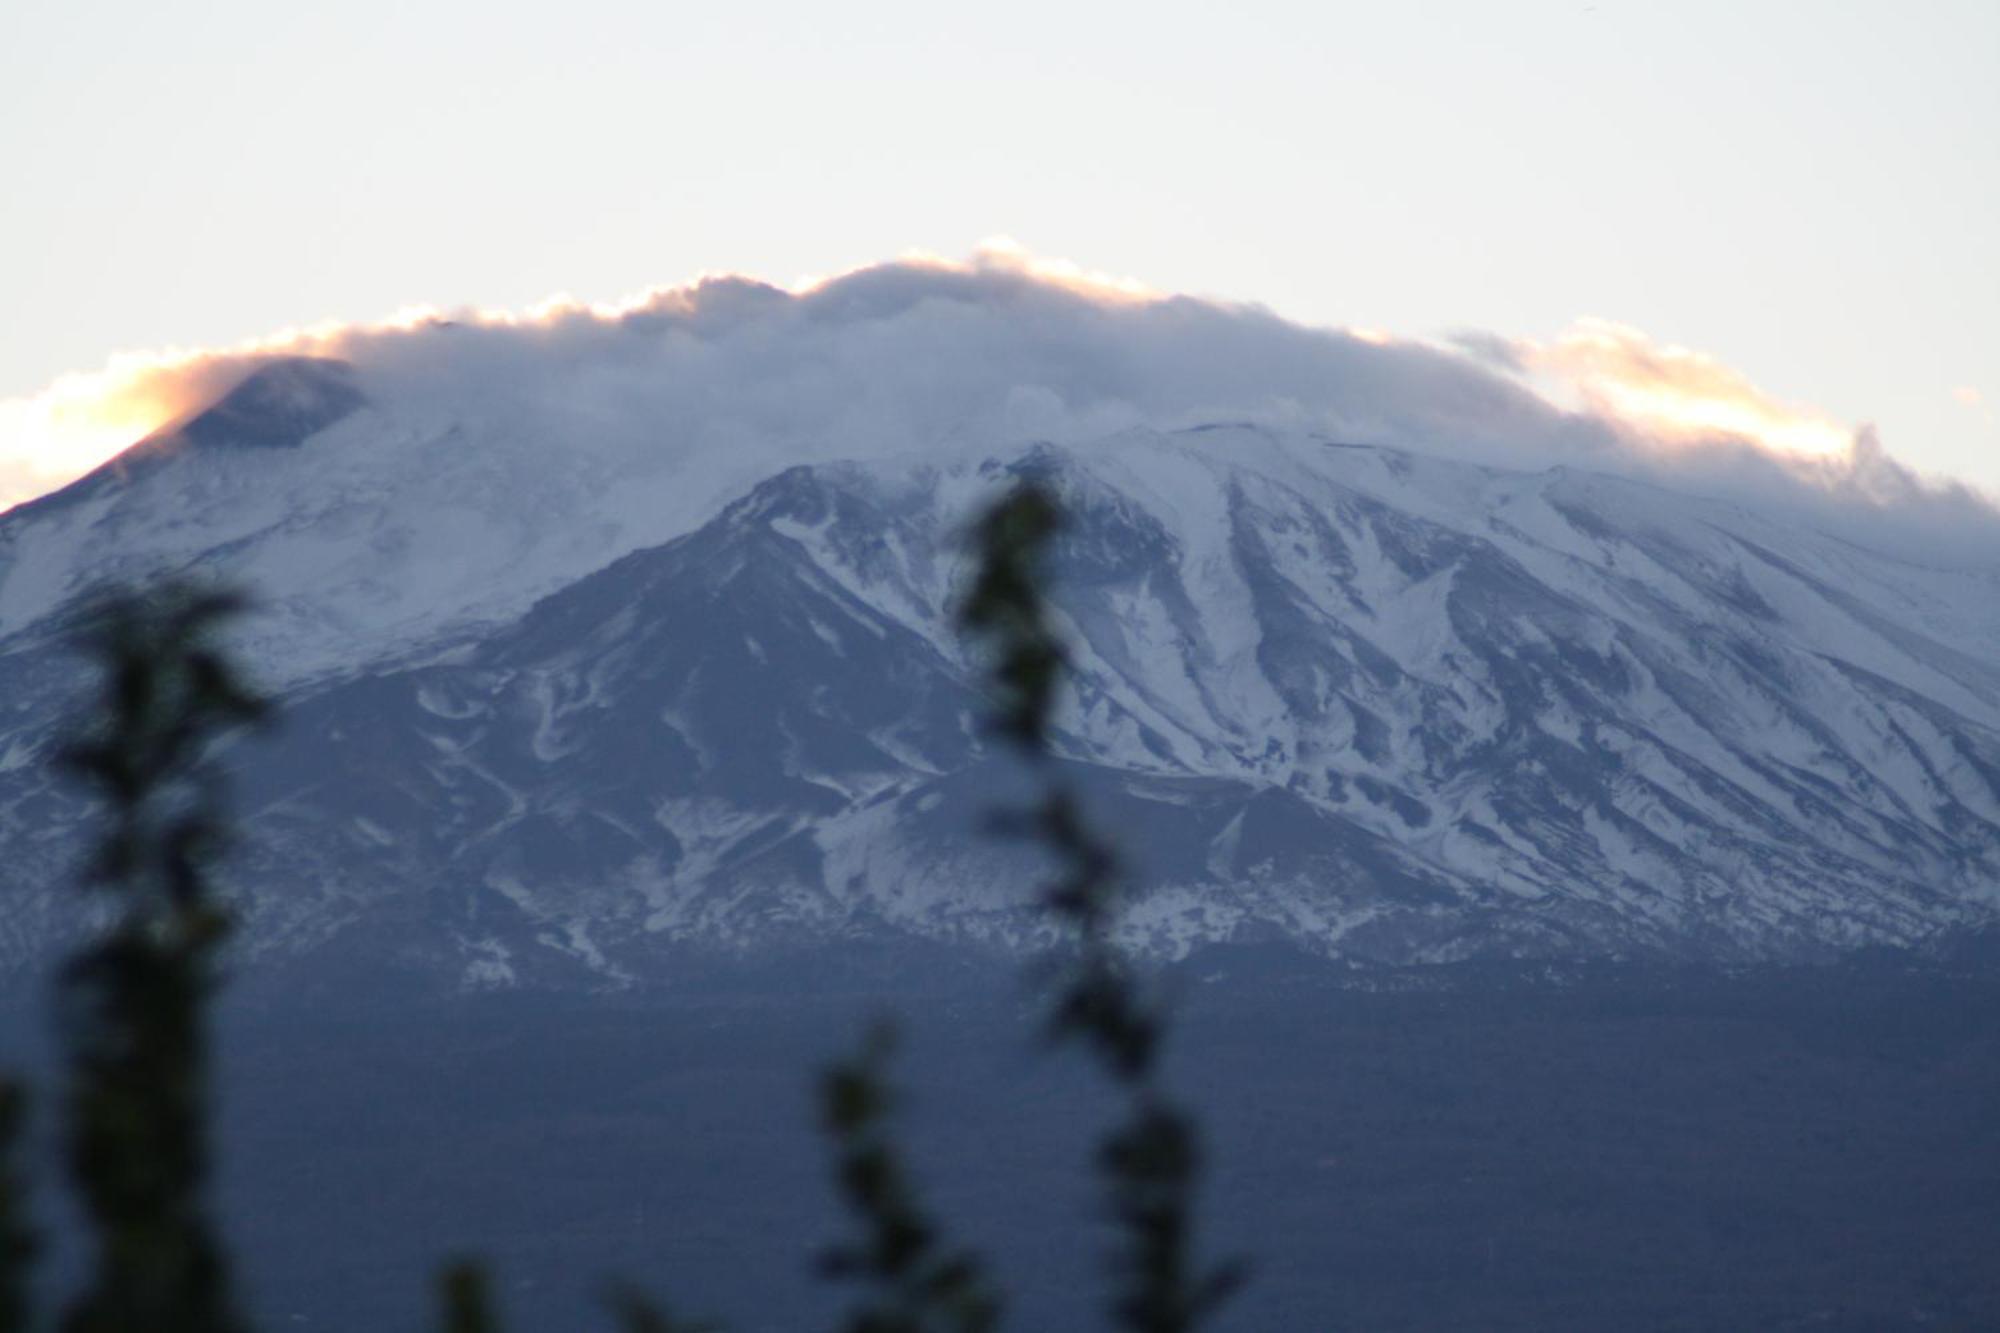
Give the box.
[0,483,1239,1332]
[961,485,1241,1333]
[0,1081,33,1333]
[53,587,266,1333]
[818,1024,1001,1333]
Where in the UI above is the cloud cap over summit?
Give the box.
[6,249,1998,570]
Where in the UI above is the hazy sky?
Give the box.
[2,0,1994,493]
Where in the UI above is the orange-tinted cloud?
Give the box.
[0,350,267,510]
[1524,318,1854,461]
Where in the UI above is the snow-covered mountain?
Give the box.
[5,310,2000,987]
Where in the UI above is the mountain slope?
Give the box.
[3,378,1999,984]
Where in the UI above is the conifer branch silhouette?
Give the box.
[55,583,267,1333]
[440,1258,503,1333]
[960,483,1243,1333]
[0,1080,35,1333]
[605,1283,724,1333]
[816,1022,1002,1333]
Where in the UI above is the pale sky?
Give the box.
[2,0,1994,494]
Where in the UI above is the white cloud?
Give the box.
[1524,318,1854,461]
[2,247,1995,566]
